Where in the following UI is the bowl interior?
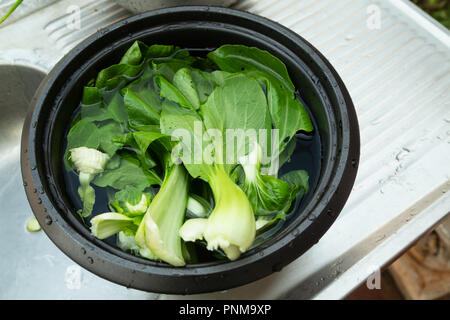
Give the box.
[43,22,335,268]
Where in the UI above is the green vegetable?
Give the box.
[26,217,41,232]
[186,194,211,218]
[113,185,153,215]
[137,164,189,266]
[179,166,255,260]
[412,0,450,29]
[208,45,313,155]
[117,231,140,254]
[70,147,110,217]
[161,75,269,260]
[63,41,314,266]
[93,153,161,191]
[239,143,292,215]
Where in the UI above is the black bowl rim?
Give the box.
[21,5,360,294]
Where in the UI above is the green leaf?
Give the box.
[81,104,111,122]
[151,50,196,81]
[0,0,22,24]
[190,70,229,103]
[98,121,125,156]
[106,154,121,170]
[93,155,161,190]
[124,77,162,113]
[115,185,143,206]
[104,91,129,125]
[78,182,95,218]
[132,131,167,156]
[264,78,313,150]
[200,73,271,168]
[113,133,158,170]
[208,44,295,91]
[123,88,160,127]
[96,63,144,91]
[81,86,102,105]
[278,137,297,169]
[146,44,178,59]
[66,119,100,150]
[209,45,313,154]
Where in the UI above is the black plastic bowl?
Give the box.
[21,6,359,294]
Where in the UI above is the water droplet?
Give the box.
[31,165,36,170]
[371,118,382,125]
[272,263,283,272]
[45,216,52,225]
[81,248,86,255]
[33,188,37,193]
[345,34,354,41]
[32,121,37,128]
[87,257,94,264]
[311,76,320,84]
[351,159,357,168]
[23,181,28,187]
[37,198,42,204]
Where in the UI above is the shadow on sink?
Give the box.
[0,65,45,154]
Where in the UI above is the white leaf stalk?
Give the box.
[136,164,189,266]
[125,194,151,215]
[180,165,256,261]
[70,147,109,217]
[90,212,134,239]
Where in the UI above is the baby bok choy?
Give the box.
[63,40,315,266]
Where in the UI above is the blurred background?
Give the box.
[412,0,450,28]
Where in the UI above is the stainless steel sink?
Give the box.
[0,65,45,298]
[1,0,449,300]
[0,65,44,151]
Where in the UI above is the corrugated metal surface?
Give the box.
[0,0,448,299]
[44,0,129,53]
